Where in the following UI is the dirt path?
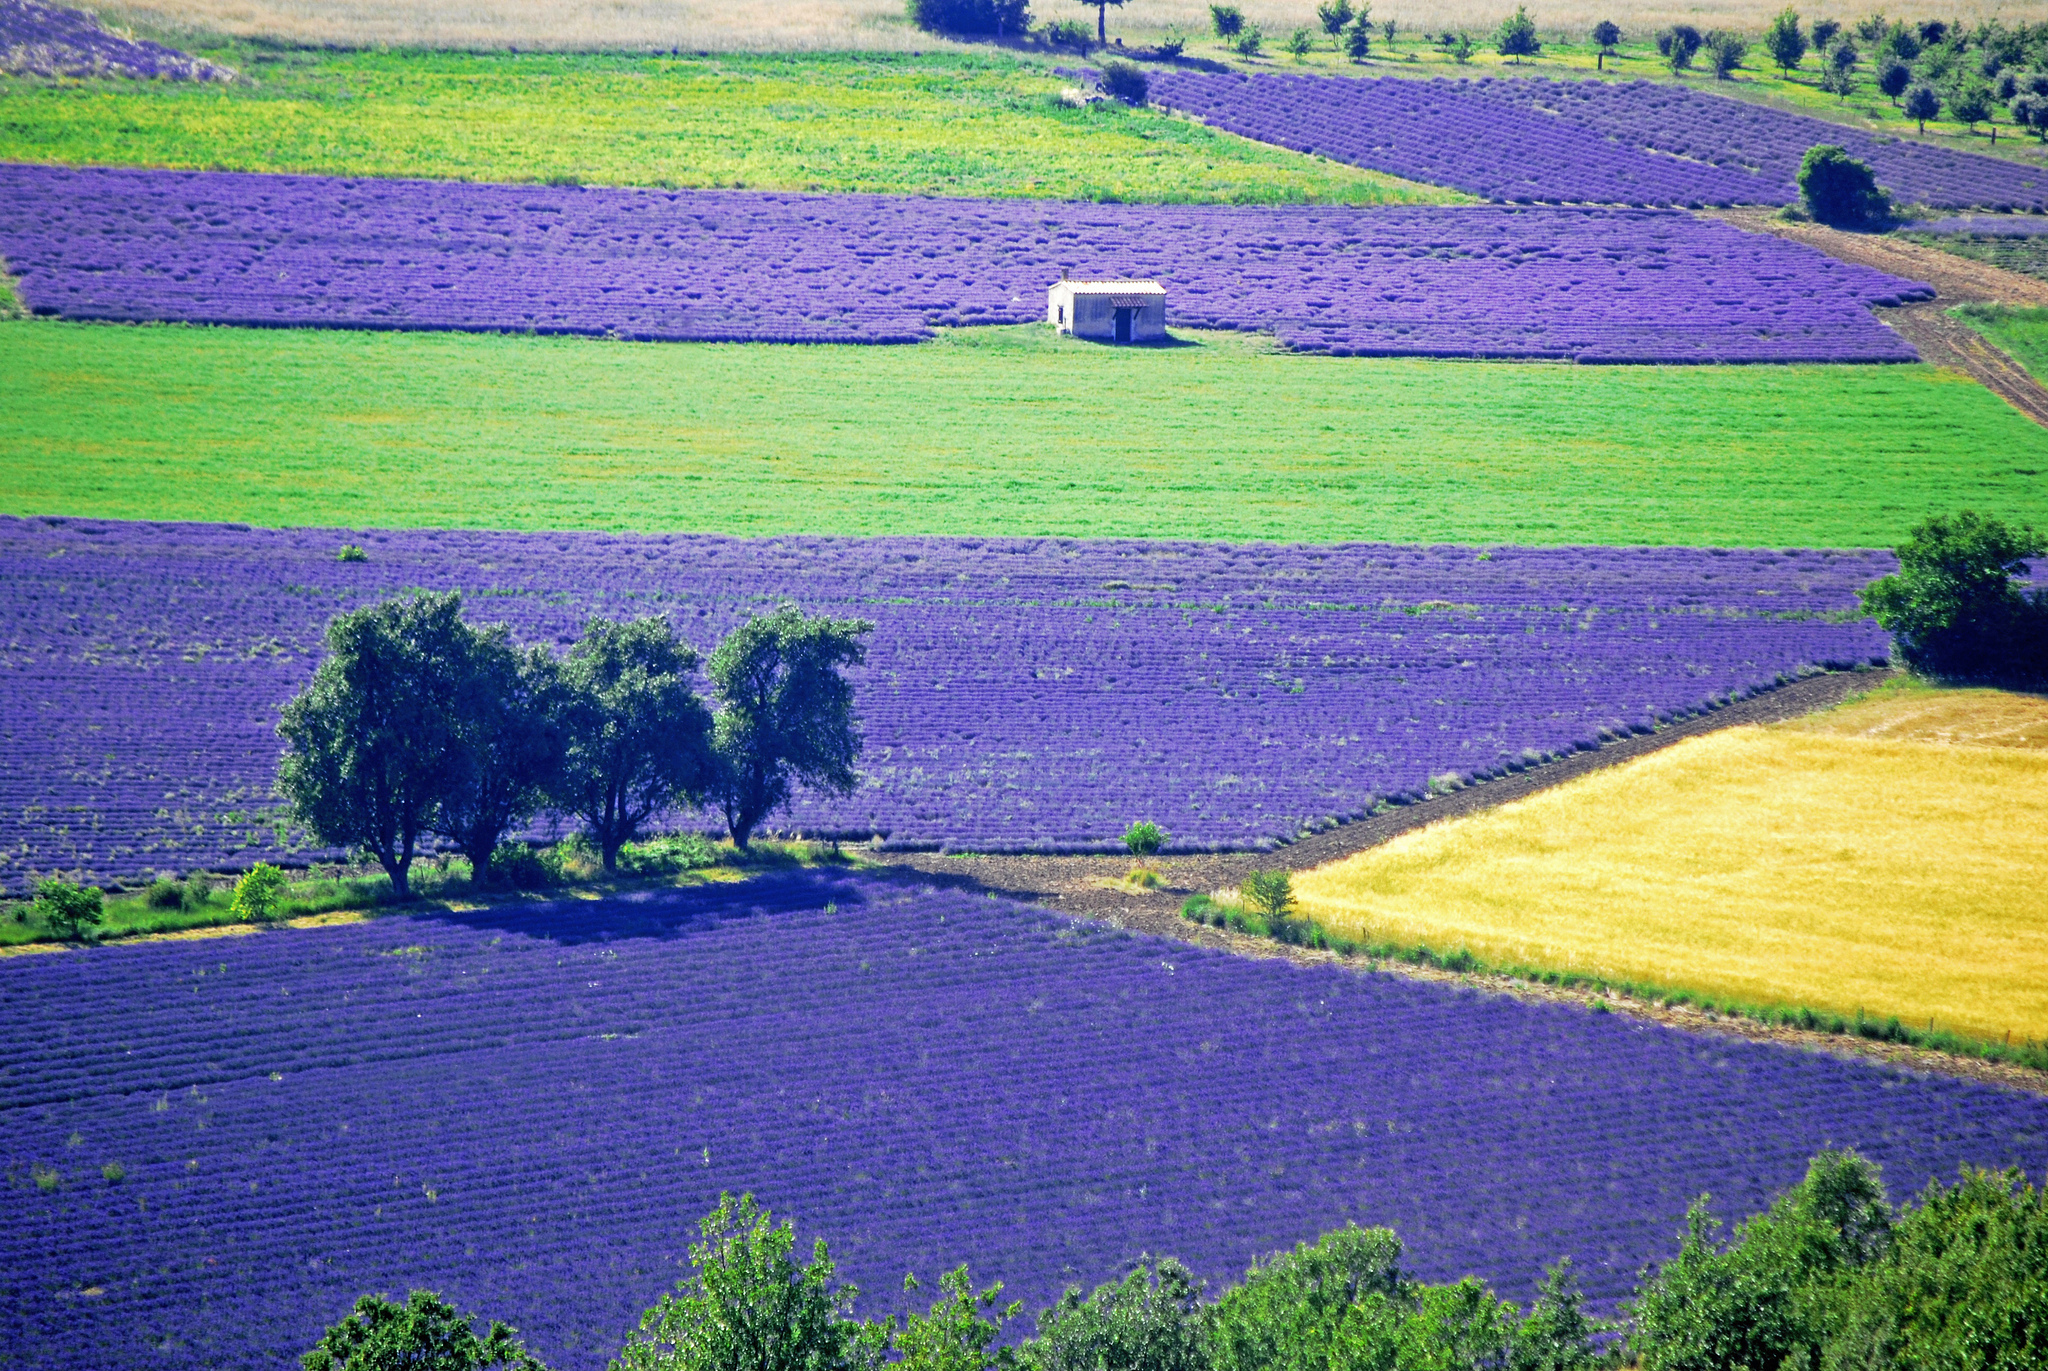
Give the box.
[875,667,2046,1097]
[1709,208,2048,427]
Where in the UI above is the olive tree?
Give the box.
[277,592,475,902]
[706,605,873,850]
[552,616,714,872]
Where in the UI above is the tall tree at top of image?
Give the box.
[431,631,567,885]
[706,605,872,850]
[1591,20,1620,69]
[1764,7,1808,73]
[1860,510,2048,684]
[277,591,475,902]
[1495,6,1540,61]
[552,615,714,872]
[1074,0,1125,46]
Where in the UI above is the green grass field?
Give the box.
[6,319,2044,545]
[0,48,1453,204]
[1954,306,2048,386]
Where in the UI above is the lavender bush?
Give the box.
[1,874,2044,1370]
[0,164,1929,361]
[0,0,232,80]
[0,518,1894,889]
[1148,72,2048,212]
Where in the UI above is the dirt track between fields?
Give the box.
[1710,208,2048,428]
[872,668,2048,1098]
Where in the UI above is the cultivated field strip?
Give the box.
[0,164,1931,360]
[0,518,1893,886]
[3,875,2044,1370]
[1148,73,2048,211]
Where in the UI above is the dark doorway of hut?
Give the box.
[1114,307,1134,343]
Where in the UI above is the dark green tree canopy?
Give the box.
[614,1192,890,1371]
[1764,7,1808,71]
[1860,510,2048,683]
[1591,20,1620,66]
[303,1290,548,1371]
[1797,144,1890,225]
[707,605,873,849]
[1028,1259,1208,1371]
[277,591,476,901]
[554,616,714,871]
[432,632,568,884]
[1495,6,1540,59]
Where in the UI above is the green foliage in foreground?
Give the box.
[6,322,2047,547]
[303,1289,548,1371]
[1953,303,2048,382]
[0,48,1449,205]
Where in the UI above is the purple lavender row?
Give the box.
[1147,72,2048,212]
[1908,213,2048,234]
[3,877,2043,1370]
[0,0,232,81]
[0,164,1928,361]
[0,517,1894,889]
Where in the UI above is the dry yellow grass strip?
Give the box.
[1295,716,2048,1045]
[1780,683,2048,750]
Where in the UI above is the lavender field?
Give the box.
[1148,73,2048,212]
[0,0,231,81]
[4,873,2045,1370]
[0,164,1931,361]
[0,517,1895,889]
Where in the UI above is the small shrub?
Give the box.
[1122,865,1162,889]
[1232,24,1264,55]
[1179,894,1216,922]
[1099,58,1148,102]
[1043,17,1092,48]
[1495,5,1540,60]
[1345,17,1373,59]
[231,863,289,922]
[1798,144,1890,225]
[35,879,102,943]
[1704,29,1745,76]
[1286,25,1315,58]
[490,840,558,890]
[1449,30,1474,62]
[101,1161,125,1183]
[32,1164,60,1192]
[1316,0,1352,36]
[1122,819,1166,857]
[1209,3,1243,37]
[1156,25,1187,55]
[1657,23,1702,67]
[145,876,185,910]
[1239,869,1295,920]
[336,543,368,563]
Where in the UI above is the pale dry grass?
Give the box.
[98,0,2048,53]
[1295,704,2048,1045]
[1780,681,2048,749]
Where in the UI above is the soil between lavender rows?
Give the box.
[873,668,2048,1098]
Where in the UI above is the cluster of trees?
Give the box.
[277,594,871,900]
[1861,510,2048,685]
[308,1152,2048,1371]
[1759,8,2048,137]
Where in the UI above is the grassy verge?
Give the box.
[1178,893,2048,1076]
[0,261,22,319]
[0,47,1452,204]
[1953,303,2048,384]
[0,835,859,950]
[7,320,2048,546]
[1286,686,2048,1048]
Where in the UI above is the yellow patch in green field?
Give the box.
[1780,679,2048,750]
[1295,706,2048,1045]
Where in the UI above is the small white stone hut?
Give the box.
[1047,279,1167,343]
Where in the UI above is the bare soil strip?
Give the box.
[878,669,2048,1097]
[1710,208,2048,428]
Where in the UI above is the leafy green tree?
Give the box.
[1820,37,1858,96]
[706,606,872,850]
[1100,60,1148,103]
[1829,1167,2048,1370]
[35,879,102,943]
[1208,1225,1411,1371]
[1232,25,1264,55]
[1074,0,1125,47]
[1797,144,1889,224]
[1591,20,1620,68]
[1345,17,1374,58]
[434,632,567,883]
[615,1193,889,1371]
[1904,80,1942,130]
[1496,6,1540,60]
[1859,510,2048,683]
[1509,1261,1606,1371]
[554,616,714,872]
[1658,23,1702,68]
[1027,1259,1206,1371]
[1398,1279,1518,1371]
[303,1290,547,1371]
[1286,24,1315,58]
[1878,56,1912,102]
[1948,81,1993,131]
[278,592,475,902]
[899,1268,1021,1371]
[1705,30,1746,77]
[1123,820,1166,857]
[1317,0,1353,38]
[1764,8,1808,71]
[1809,17,1838,48]
[231,862,288,922]
[1209,4,1243,37]
[1239,869,1295,921]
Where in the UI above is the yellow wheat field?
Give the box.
[102,0,2042,53]
[1295,690,2048,1045]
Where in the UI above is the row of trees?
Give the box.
[277,595,871,899]
[309,1151,2048,1371]
[1758,7,2048,135]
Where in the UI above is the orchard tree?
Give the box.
[277,591,474,902]
[552,616,714,872]
[1764,7,1807,72]
[1317,0,1353,39]
[1073,0,1124,46]
[1495,5,1540,61]
[1904,80,1942,131]
[303,1290,547,1371]
[706,605,873,850]
[1878,56,1911,103]
[432,631,567,884]
[1591,19,1620,68]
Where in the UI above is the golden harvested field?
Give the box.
[1294,688,2048,1046]
[101,0,2037,52]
